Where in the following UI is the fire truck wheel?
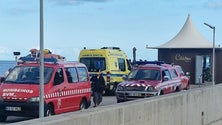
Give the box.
[45,105,54,116]
[80,99,86,110]
[175,86,180,92]
[158,90,164,96]
[117,99,124,103]
[0,115,7,122]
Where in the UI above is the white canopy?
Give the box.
[150,15,219,49]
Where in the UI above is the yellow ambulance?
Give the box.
[79,47,132,95]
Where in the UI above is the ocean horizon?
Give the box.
[0,60,16,76]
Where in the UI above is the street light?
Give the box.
[13,52,20,65]
[204,22,215,85]
[39,0,44,118]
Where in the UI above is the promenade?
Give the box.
[190,82,213,89]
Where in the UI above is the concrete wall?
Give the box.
[10,84,222,125]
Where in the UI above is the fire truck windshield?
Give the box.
[4,66,53,84]
[128,69,161,80]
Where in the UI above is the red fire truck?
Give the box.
[0,54,91,122]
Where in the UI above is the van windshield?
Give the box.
[128,69,161,80]
[4,66,53,84]
[80,58,106,72]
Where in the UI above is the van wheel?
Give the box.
[175,86,180,92]
[117,99,124,103]
[80,99,86,110]
[0,115,7,122]
[45,105,54,117]
[159,90,164,96]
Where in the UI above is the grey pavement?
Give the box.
[190,82,213,89]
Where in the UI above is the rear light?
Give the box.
[106,71,110,83]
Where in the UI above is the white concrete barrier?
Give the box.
[9,84,222,125]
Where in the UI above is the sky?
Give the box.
[0,0,221,61]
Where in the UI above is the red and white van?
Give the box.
[0,56,91,122]
[116,63,182,103]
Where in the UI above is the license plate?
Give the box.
[145,93,153,97]
[129,93,141,96]
[5,106,21,111]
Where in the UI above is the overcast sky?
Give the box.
[0,0,221,61]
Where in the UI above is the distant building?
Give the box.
[147,14,222,84]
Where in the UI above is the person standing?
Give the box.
[91,69,105,107]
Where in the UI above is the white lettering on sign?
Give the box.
[175,54,191,62]
[3,89,33,94]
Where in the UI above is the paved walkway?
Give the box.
[190,82,213,89]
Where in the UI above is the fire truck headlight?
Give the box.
[117,86,124,91]
[147,86,155,92]
[28,97,40,102]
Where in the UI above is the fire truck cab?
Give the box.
[0,55,91,122]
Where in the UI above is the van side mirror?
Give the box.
[179,73,184,76]
[185,72,190,79]
[163,76,169,81]
[0,77,5,83]
[122,75,128,81]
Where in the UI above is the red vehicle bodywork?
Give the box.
[0,58,91,121]
[116,64,182,103]
[173,65,190,90]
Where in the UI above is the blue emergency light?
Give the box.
[132,61,165,66]
[19,57,58,64]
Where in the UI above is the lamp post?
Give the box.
[133,47,136,62]
[204,22,215,85]
[39,0,44,118]
[13,52,20,65]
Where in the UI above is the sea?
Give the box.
[0,60,16,76]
